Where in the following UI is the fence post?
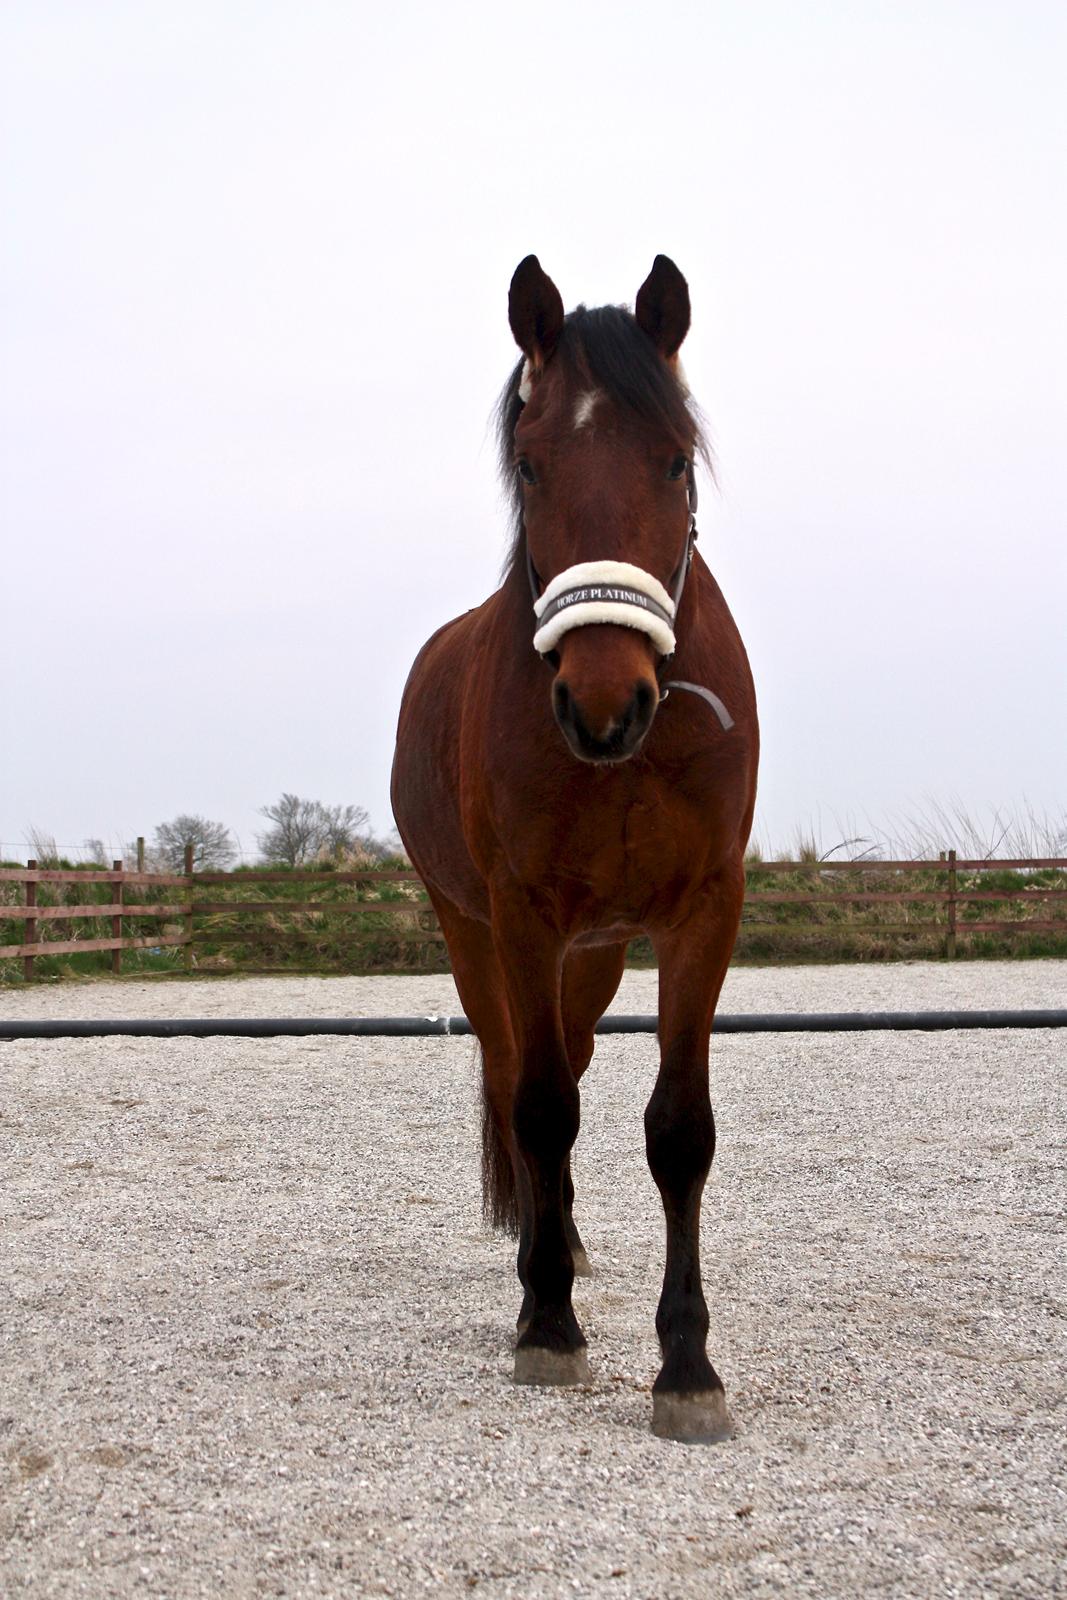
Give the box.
[946,848,958,960]
[23,859,37,981]
[137,836,145,873]
[184,842,194,972]
[112,859,123,975]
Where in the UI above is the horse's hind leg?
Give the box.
[560,942,628,1276]
[646,866,745,1443]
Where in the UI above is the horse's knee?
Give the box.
[513,1071,580,1162]
[644,1075,715,1191]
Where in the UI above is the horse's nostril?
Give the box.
[633,681,656,724]
[553,680,573,726]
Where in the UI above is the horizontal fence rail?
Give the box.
[2,851,1066,978]
[3,1010,1066,1041]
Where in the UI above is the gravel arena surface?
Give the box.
[2,962,1065,1599]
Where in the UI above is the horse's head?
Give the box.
[501,255,701,764]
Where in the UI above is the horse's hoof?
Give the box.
[513,1345,591,1387]
[571,1247,593,1278]
[651,1389,733,1444]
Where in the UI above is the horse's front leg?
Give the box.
[491,888,589,1387]
[646,866,745,1442]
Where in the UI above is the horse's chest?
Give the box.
[494,776,696,924]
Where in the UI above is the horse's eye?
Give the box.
[516,458,537,485]
[667,454,689,481]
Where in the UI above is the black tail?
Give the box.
[480,1049,519,1234]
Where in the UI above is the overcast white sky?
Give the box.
[2,1,1065,862]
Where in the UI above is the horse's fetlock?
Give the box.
[656,1300,710,1352]
[526,1236,575,1304]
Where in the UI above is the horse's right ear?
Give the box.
[635,255,690,359]
[508,256,565,369]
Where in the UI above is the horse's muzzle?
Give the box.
[552,677,658,763]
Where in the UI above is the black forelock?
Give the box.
[493,303,710,572]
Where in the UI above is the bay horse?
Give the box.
[391,255,758,1442]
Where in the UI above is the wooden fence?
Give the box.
[740,852,1067,959]
[0,858,193,980]
[2,852,1066,978]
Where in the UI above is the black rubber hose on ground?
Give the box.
[1,1009,1064,1041]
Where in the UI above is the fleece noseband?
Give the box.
[533,561,678,656]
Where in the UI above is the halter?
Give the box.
[517,379,731,731]
[525,463,699,678]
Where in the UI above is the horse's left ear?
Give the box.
[635,255,691,359]
[508,255,565,369]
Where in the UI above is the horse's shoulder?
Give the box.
[409,590,505,667]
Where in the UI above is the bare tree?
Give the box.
[153,815,236,872]
[256,794,325,866]
[316,802,371,857]
[256,795,374,865]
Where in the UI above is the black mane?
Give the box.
[494,303,710,572]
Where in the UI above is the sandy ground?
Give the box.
[1,962,1065,1599]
